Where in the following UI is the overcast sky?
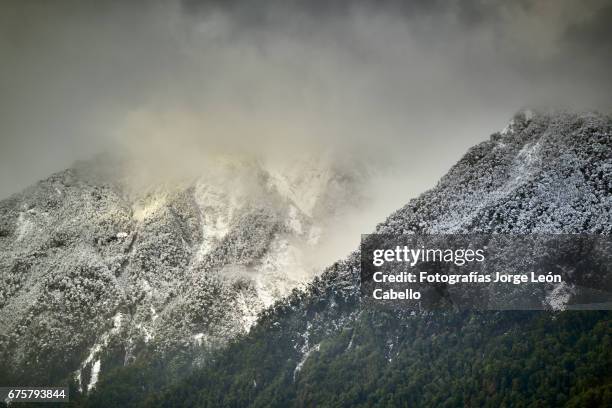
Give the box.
[1,0,611,200]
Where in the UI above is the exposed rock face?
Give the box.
[0,154,366,386]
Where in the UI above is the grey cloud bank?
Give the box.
[1,0,611,201]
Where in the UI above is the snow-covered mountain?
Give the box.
[0,153,367,387]
[128,110,611,407]
[2,110,610,403]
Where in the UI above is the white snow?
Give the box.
[133,195,167,221]
[545,282,573,310]
[88,360,101,391]
[293,344,320,381]
[137,322,153,343]
[74,312,124,392]
[500,110,534,135]
[76,343,101,392]
[112,313,123,333]
[430,138,544,233]
[15,213,34,241]
[500,119,515,136]
[192,332,205,346]
[150,307,158,322]
[236,291,259,332]
[516,141,541,166]
[254,278,276,309]
[193,182,236,259]
[346,333,355,351]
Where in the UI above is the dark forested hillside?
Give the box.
[147,311,610,407]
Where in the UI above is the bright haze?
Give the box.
[1,0,611,206]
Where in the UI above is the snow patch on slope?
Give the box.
[193,181,237,259]
[133,195,167,221]
[75,312,124,392]
[545,282,574,310]
[15,212,34,241]
[88,360,101,391]
[293,343,320,381]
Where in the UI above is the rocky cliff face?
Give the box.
[0,153,366,387]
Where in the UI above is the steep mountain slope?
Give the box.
[0,154,367,388]
[86,110,612,407]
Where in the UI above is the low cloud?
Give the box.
[1,0,611,207]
